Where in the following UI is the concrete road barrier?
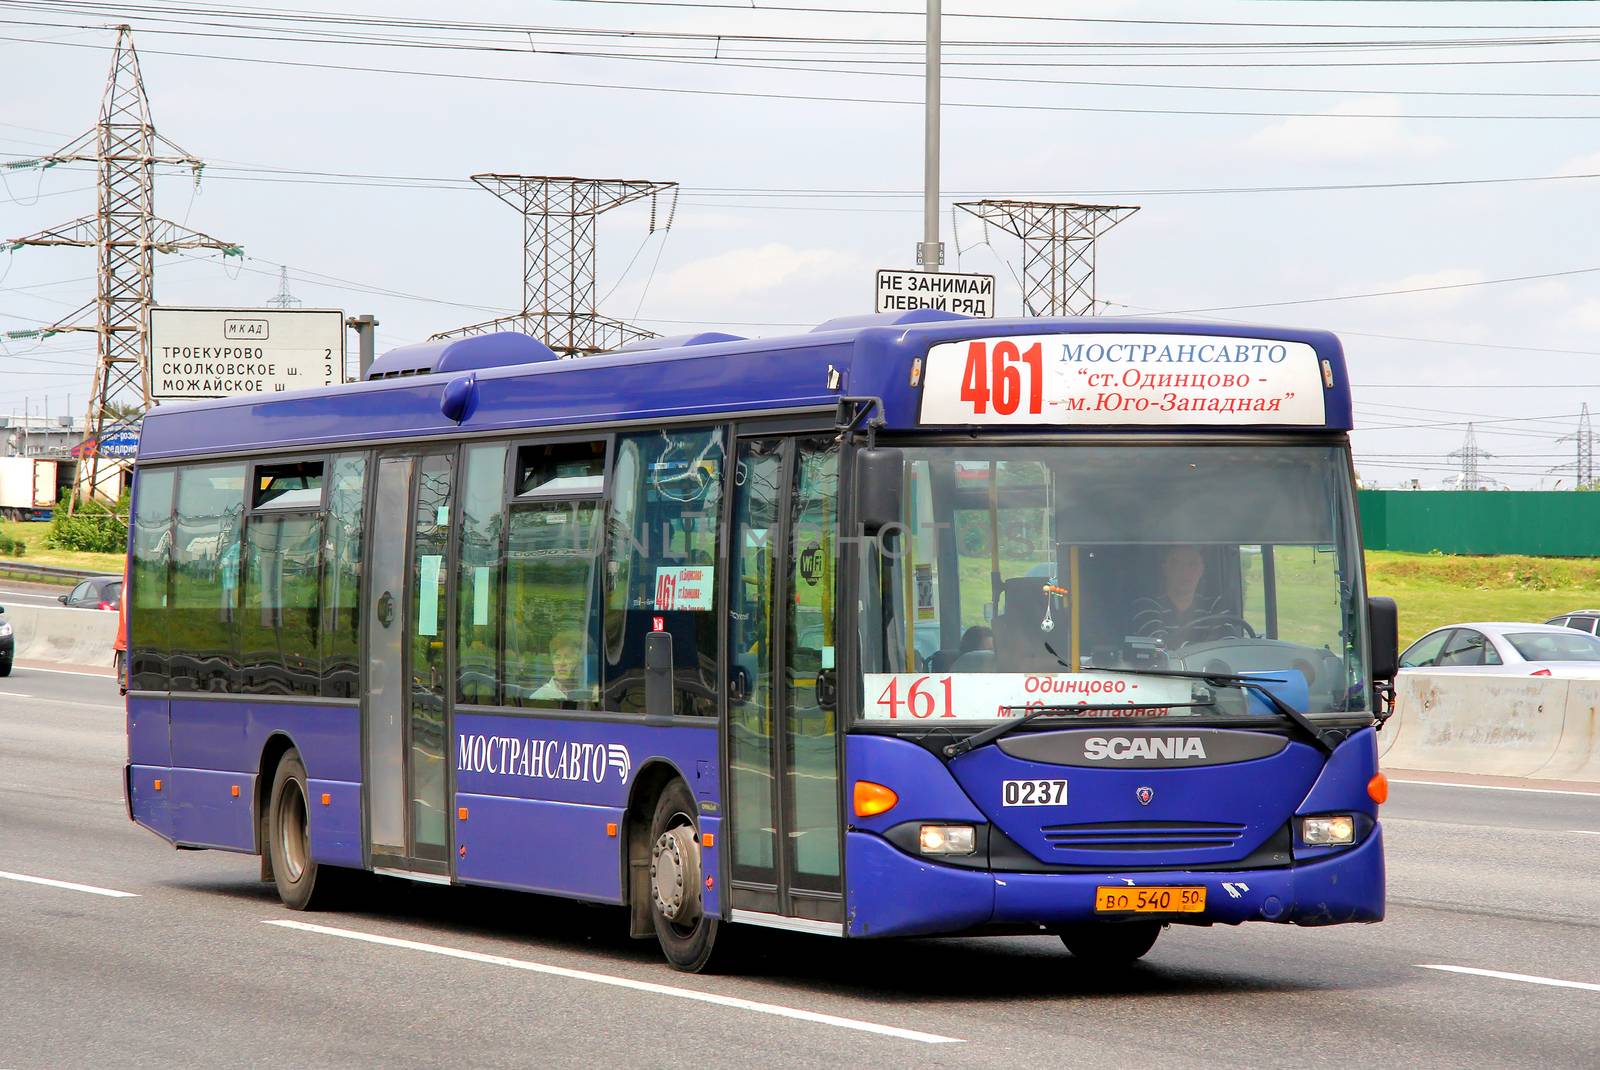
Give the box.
[1382,671,1600,783]
[1,601,116,667]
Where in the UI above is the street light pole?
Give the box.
[921,0,942,273]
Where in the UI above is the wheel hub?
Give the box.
[650,825,701,923]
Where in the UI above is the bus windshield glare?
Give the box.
[858,442,1369,724]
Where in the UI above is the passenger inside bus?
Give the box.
[532,627,590,702]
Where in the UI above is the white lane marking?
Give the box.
[1570,830,1600,836]
[0,869,138,898]
[0,690,33,698]
[1390,779,1600,799]
[1419,964,1600,993]
[265,919,963,1044]
[10,664,115,678]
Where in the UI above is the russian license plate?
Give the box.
[1095,886,1206,913]
[1001,779,1068,806]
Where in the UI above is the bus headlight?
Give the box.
[919,824,976,855]
[1301,814,1356,846]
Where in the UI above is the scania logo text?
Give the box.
[1082,736,1207,761]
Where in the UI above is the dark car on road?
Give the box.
[57,575,122,610]
[0,602,13,676]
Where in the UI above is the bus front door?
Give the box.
[726,435,843,930]
[364,448,456,878]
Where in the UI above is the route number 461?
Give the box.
[959,340,1043,416]
[876,675,956,719]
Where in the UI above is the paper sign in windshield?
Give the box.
[919,333,1327,427]
[653,565,714,611]
[861,672,1197,722]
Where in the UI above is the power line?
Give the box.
[19,28,1600,120]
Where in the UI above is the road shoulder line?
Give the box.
[264,919,962,1044]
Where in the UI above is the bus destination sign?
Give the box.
[148,307,346,401]
[919,333,1327,426]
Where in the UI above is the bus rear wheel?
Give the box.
[267,749,342,911]
[648,780,724,972]
[1060,922,1160,965]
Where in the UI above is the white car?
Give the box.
[1399,622,1600,678]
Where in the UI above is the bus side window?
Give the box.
[130,468,176,691]
[171,463,246,693]
[320,454,367,699]
[1240,544,1268,638]
[603,428,724,716]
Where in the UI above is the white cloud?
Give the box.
[1246,96,1448,162]
[635,242,866,307]
[1555,149,1600,177]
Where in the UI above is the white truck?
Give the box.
[0,457,59,521]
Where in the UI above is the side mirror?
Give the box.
[1368,596,1399,681]
[57,594,69,605]
[855,446,903,534]
[645,630,673,718]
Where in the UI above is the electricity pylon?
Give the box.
[1447,423,1492,491]
[265,266,302,309]
[5,25,239,506]
[1553,403,1595,489]
[953,201,1138,316]
[433,175,677,355]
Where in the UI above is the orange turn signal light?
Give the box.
[853,780,898,818]
[231,785,240,798]
[1367,772,1389,805]
[152,778,162,792]
[701,832,714,848]
[458,807,469,821]
[605,822,618,837]
[320,793,331,806]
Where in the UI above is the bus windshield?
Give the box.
[858,442,1370,724]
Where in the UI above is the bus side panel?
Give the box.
[843,735,996,937]
[127,694,175,841]
[453,713,719,909]
[307,777,363,868]
[846,833,995,938]
[126,694,170,768]
[170,768,257,852]
[128,765,175,843]
[455,794,624,902]
[163,697,362,855]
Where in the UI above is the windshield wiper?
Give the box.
[1085,664,1336,755]
[943,696,1217,758]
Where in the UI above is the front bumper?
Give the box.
[845,825,1385,938]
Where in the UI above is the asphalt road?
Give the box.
[0,581,78,609]
[2,666,1597,1069]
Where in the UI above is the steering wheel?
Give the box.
[1194,611,1258,640]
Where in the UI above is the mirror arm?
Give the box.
[834,396,886,446]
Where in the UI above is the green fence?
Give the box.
[1358,491,1600,557]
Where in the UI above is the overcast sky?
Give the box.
[6,0,1600,487]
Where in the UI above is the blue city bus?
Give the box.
[124,311,1399,971]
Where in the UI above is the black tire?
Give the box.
[1060,922,1161,964]
[0,656,11,678]
[267,749,343,911]
[648,779,726,972]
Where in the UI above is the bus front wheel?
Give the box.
[267,749,342,911]
[1060,922,1160,964]
[648,780,723,972]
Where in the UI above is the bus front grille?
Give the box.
[1039,820,1249,852]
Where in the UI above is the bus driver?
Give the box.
[1131,544,1240,649]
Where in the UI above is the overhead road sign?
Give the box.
[148,307,346,401]
[875,269,994,318]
